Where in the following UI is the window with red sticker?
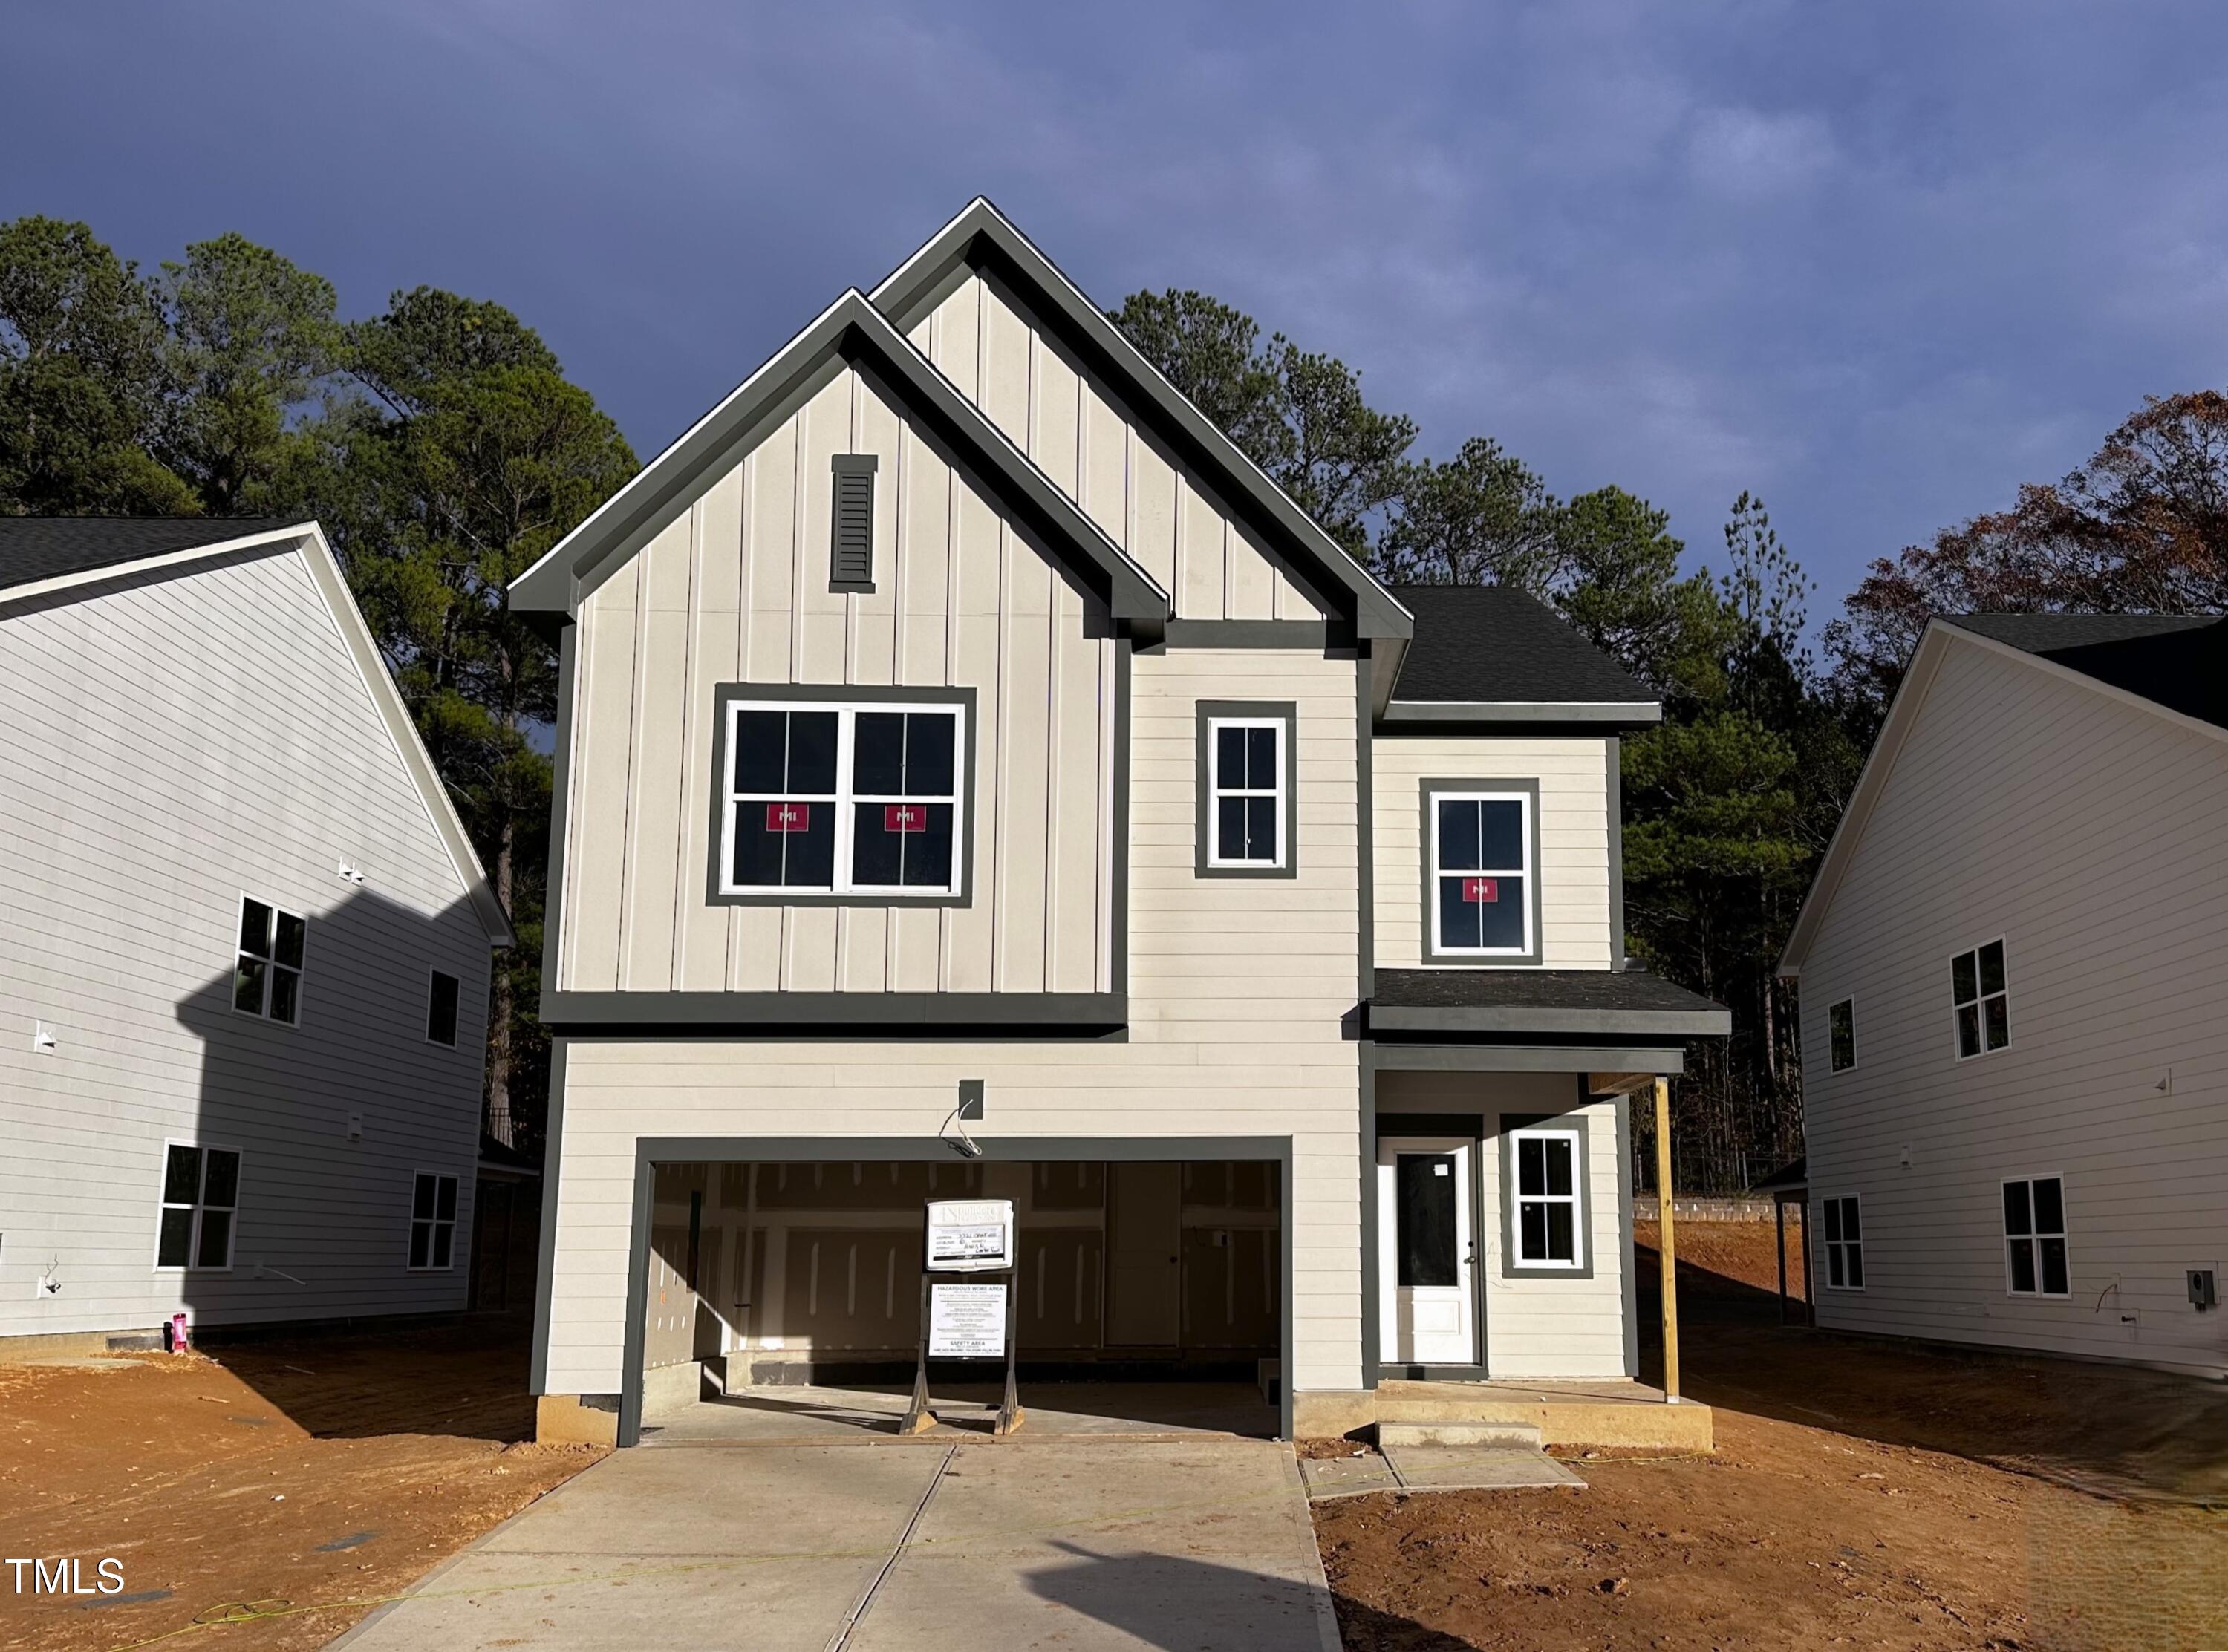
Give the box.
[1428,789,1531,957]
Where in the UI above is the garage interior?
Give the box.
[636,1158,1283,1439]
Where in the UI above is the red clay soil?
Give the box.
[1318,1221,2228,1652]
[0,1318,599,1652]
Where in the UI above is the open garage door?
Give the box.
[629,1152,1284,1440]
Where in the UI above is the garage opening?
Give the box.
[633,1157,1283,1441]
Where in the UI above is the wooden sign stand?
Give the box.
[899,1269,1023,1437]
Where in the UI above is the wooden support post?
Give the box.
[1653,1077,1681,1403]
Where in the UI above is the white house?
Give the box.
[1781,612,2227,1373]
[0,518,512,1351]
[509,200,1727,1446]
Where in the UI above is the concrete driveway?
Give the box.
[331,1437,1340,1651]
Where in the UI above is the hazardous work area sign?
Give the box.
[928,1282,1009,1358]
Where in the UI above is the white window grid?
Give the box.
[2002,1174,2070,1298]
[1950,938,2010,1060]
[1821,1193,1863,1290]
[1430,789,1533,956]
[720,700,966,896]
[1509,1126,1584,1268]
[234,894,306,1025]
[408,1172,459,1272]
[1205,716,1287,869]
[154,1140,240,1273]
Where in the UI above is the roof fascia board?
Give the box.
[296,526,516,948]
[871,199,1413,642]
[0,523,313,610]
[512,290,1166,623]
[1368,1005,1731,1036]
[1384,699,1662,727]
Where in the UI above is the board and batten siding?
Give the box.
[1376,1069,1631,1379]
[909,274,1318,623]
[556,365,1117,997]
[1800,639,2228,1370]
[0,548,490,1338]
[541,647,1367,1397]
[1372,734,1614,969]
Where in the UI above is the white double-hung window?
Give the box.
[235,897,305,1024]
[1197,702,1294,875]
[1427,788,1534,959]
[717,697,967,898]
[1508,1126,1584,1269]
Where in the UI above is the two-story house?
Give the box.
[513,200,1727,1446]
[0,517,511,1351]
[1781,612,2227,1374]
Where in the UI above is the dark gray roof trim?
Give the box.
[541,989,1127,1030]
[511,290,1167,622]
[1368,967,1730,1037]
[0,516,302,592]
[1385,584,1658,711]
[872,199,1413,642]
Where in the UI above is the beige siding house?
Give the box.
[514,200,1727,1444]
[1782,613,2228,1374]
[0,520,511,1349]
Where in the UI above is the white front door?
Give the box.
[1377,1138,1476,1365]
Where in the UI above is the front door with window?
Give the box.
[1377,1138,1476,1365]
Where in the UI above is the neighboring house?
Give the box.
[1781,613,2227,1374]
[0,518,512,1349]
[511,199,1727,1445]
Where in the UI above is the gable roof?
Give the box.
[1940,612,2224,731]
[0,519,514,947]
[0,515,302,591]
[509,287,1167,624]
[1383,584,1660,725]
[871,197,1414,643]
[1779,611,2227,975]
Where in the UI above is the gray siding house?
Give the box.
[0,518,512,1349]
[512,200,1727,1446]
[1782,613,2227,1374]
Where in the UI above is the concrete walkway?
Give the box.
[333,1438,1340,1651]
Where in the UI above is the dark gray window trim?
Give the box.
[1499,1110,1595,1280]
[615,1132,1295,1446]
[1608,1083,1638,1377]
[1195,700,1298,879]
[828,454,879,594]
[538,990,1126,1029]
[1418,777,1542,965]
[1606,737,1625,968]
[704,682,979,909]
[1384,700,1661,727]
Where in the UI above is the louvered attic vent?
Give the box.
[830,454,879,592]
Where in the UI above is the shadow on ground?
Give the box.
[1636,1236,2228,1501]
[201,1310,538,1442]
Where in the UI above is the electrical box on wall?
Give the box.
[2189,1269,2217,1310]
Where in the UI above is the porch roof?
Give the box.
[1367,968,1730,1038]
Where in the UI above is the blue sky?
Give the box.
[9,2,2226,610]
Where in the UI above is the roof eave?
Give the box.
[1383,699,1662,728]
[1368,1005,1732,1037]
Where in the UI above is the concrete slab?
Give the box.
[1384,1445,1587,1492]
[1299,1454,1401,1500]
[643,1381,1275,1444]
[333,1435,1337,1652]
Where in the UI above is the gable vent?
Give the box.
[830,454,879,593]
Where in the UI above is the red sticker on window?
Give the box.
[766,803,810,832]
[885,805,926,833]
[1463,877,1499,904]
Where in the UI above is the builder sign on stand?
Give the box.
[901,1199,1023,1436]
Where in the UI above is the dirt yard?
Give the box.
[0,1317,599,1652]
[1317,1221,2228,1651]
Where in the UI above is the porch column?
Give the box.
[1652,1077,1681,1403]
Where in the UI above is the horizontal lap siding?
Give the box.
[558,368,1116,999]
[1372,735,1612,968]
[1801,643,2228,1369]
[913,276,1314,623]
[541,648,1365,1397]
[0,550,489,1337]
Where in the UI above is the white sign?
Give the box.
[928,1282,1008,1358]
[925,1198,1014,1273]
